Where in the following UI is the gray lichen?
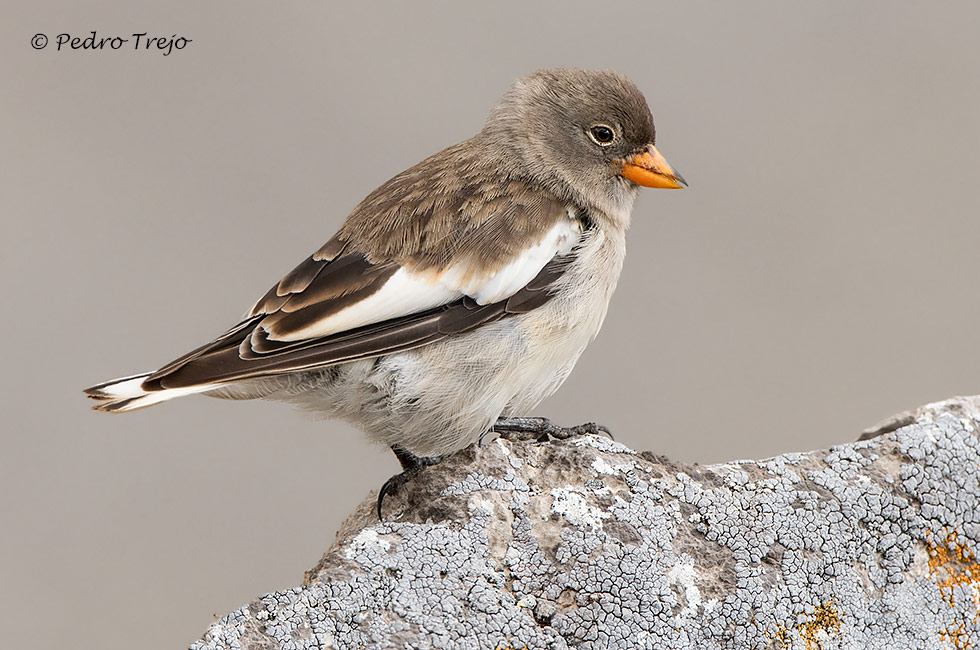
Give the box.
[192,397,980,649]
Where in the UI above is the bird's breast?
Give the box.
[521,223,627,354]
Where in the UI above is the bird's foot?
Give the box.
[377,446,444,520]
[491,416,613,443]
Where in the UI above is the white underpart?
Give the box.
[274,213,583,341]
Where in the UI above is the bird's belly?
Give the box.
[370,227,623,455]
[271,227,625,458]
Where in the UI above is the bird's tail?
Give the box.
[83,373,218,412]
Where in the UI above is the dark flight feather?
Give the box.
[140,253,572,391]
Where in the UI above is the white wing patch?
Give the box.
[272,269,463,341]
[269,212,583,342]
[440,216,583,305]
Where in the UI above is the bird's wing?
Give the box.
[140,182,584,392]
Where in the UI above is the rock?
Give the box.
[192,397,980,649]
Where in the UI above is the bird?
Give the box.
[84,68,686,517]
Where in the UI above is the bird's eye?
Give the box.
[588,124,616,146]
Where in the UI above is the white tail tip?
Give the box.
[84,372,217,412]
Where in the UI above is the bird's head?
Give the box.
[483,68,685,228]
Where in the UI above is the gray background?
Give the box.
[2,2,978,649]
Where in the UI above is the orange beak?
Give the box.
[619,145,687,189]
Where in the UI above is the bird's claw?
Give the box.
[491,416,614,443]
[378,447,444,520]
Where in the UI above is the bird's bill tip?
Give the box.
[619,145,687,189]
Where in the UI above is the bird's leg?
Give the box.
[491,416,613,442]
[377,446,444,520]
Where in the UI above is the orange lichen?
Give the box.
[752,602,840,649]
[941,623,973,650]
[927,528,980,648]
[798,601,842,650]
[759,622,789,648]
[929,529,980,609]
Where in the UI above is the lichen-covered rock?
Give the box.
[192,397,980,650]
